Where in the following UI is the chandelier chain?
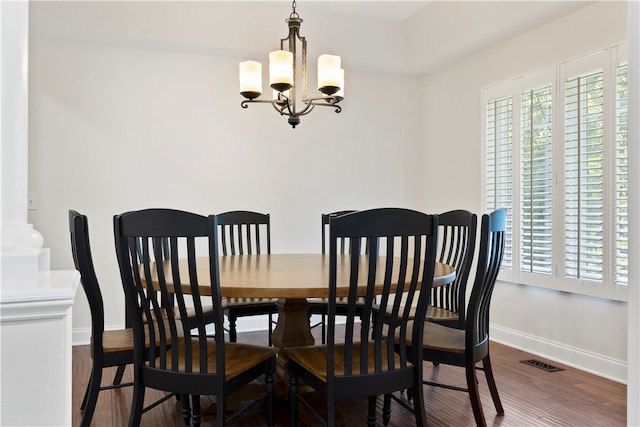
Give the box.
[290,0,299,19]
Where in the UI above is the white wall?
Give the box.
[27,37,423,336]
[420,1,629,382]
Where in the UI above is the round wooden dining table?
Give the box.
[162,253,455,349]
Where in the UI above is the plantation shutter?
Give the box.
[485,96,513,268]
[564,70,604,281]
[614,63,628,285]
[520,85,553,274]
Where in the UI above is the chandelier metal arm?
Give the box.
[307,101,342,114]
[240,99,286,109]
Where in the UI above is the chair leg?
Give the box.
[216,391,225,427]
[80,366,102,427]
[181,394,191,426]
[191,395,201,427]
[80,371,92,410]
[268,313,273,346]
[482,355,505,415]
[266,368,275,427]
[112,364,126,385]
[289,374,299,427]
[367,395,377,427]
[466,363,487,427]
[382,394,392,426]
[229,314,238,342]
[411,381,427,427]
[128,380,145,427]
[326,393,335,427]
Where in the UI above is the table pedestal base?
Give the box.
[271,297,315,348]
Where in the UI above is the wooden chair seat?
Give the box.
[142,305,214,326]
[376,304,459,323]
[285,342,401,382]
[162,339,277,377]
[102,319,181,353]
[177,305,214,320]
[101,328,134,353]
[426,306,459,322]
[307,296,365,306]
[224,297,279,308]
[396,321,465,354]
[422,322,465,353]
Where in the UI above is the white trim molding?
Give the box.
[491,323,627,384]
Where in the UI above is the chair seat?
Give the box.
[307,297,365,306]
[397,321,465,354]
[102,319,181,353]
[426,306,458,322]
[177,304,214,319]
[102,328,134,353]
[162,339,277,378]
[284,342,401,382]
[224,297,279,308]
[422,321,465,353]
[375,304,459,322]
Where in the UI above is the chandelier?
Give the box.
[238,1,344,128]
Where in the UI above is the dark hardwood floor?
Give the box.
[73,327,626,426]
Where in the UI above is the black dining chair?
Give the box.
[285,208,439,427]
[114,208,277,426]
[428,209,477,328]
[69,210,175,427]
[374,209,477,330]
[216,210,279,345]
[385,208,506,427]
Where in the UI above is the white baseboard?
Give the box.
[73,327,91,346]
[490,323,627,384]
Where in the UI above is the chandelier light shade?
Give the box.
[239,61,262,99]
[239,1,344,128]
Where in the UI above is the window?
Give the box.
[482,44,628,301]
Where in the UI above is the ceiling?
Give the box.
[30,1,596,75]
[303,1,430,21]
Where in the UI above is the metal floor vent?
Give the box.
[520,359,564,372]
